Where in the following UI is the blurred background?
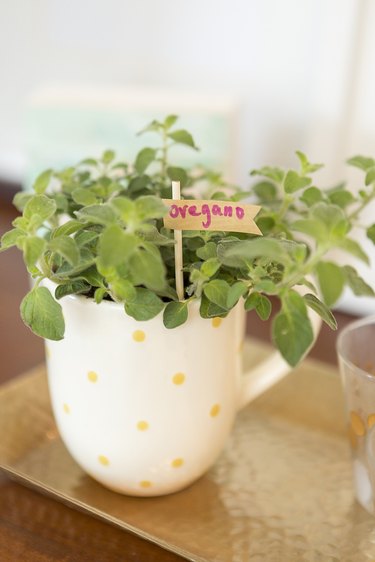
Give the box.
[1,0,375,376]
[1,0,375,183]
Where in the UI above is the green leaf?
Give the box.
[54,249,95,278]
[365,167,375,186]
[55,281,91,300]
[76,204,117,226]
[328,190,355,208]
[137,119,162,135]
[125,288,164,320]
[79,266,105,287]
[199,294,227,318]
[163,301,189,328]
[33,169,53,194]
[203,280,230,310]
[254,279,277,294]
[167,129,197,149]
[129,247,166,291]
[303,293,337,330]
[218,238,291,268]
[24,195,57,224]
[367,224,375,245]
[128,175,151,195]
[97,225,139,269]
[316,261,346,306]
[338,238,369,264]
[253,181,277,202]
[347,155,375,171]
[250,166,284,183]
[13,192,33,212]
[94,288,107,304]
[135,195,168,220]
[80,158,98,166]
[244,292,271,320]
[164,115,178,129]
[110,278,136,301]
[51,220,82,239]
[244,292,261,311]
[211,191,229,200]
[227,281,247,308]
[49,236,80,266]
[311,202,347,239]
[0,228,24,251]
[166,166,188,187]
[291,218,325,242]
[53,193,69,213]
[255,294,272,320]
[272,290,313,366]
[284,170,311,194]
[138,225,174,246]
[12,216,30,233]
[110,197,136,223]
[72,187,98,206]
[255,215,275,235]
[344,265,375,297]
[74,230,99,248]
[196,242,217,260]
[23,236,46,270]
[295,151,324,174]
[20,287,65,340]
[200,258,220,278]
[134,148,156,174]
[300,187,323,206]
[102,150,115,164]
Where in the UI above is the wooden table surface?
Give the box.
[0,195,357,561]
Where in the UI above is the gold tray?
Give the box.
[1,341,374,562]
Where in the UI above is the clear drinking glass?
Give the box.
[337,315,375,514]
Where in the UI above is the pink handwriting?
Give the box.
[168,202,245,229]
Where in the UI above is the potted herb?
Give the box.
[1,116,374,496]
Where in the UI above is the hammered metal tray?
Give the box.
[1,341,374,562]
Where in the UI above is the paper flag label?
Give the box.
[162,199,262,235]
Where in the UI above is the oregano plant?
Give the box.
[1,116,375,366]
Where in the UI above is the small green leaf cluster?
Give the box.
[1,117,375,367]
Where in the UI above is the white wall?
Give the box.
[0,0,363,183]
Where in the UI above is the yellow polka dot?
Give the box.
[137,420,149,431]
[140,480,152,488]
[63,403,70,414]
[98,455,109,466]
[45,346,51,359]
[87,371,98,383]
[171,458,184,468]
[350,411,366,436]
[212,317,222,328]
[172,372,186,385]
[210,404,221,417]
[133,330,146,342]
[368,414,375,429]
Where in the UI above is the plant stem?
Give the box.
[278,194,293,221]
[348,186,375,221]
[281,245,327,291]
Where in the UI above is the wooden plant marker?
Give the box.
[165,186,262,300]
[171,181,184,301]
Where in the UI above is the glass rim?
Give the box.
[336,314,375,381]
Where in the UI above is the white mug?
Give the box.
[44,280,320,496]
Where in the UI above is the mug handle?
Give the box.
[237,287,322,410]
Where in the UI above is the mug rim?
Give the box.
[336,314,375,382]
[42,278,222,317]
